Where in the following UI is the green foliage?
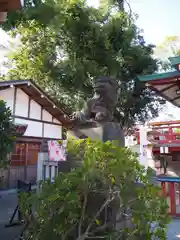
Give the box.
[155,36,180,59]
[0,100,15,168]
[2,0,164,127]
[21,139,170,240]
[174,128,180,133]
[155,35,180,71]
[2,0,55,30]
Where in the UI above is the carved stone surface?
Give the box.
[68,76,125,146]
[67,122,125,147]
[71,76,119,124]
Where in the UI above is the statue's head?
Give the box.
[94,76,119,105]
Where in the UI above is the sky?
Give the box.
[128,0,180,121]
[129,0,180,45]
[1,0,180,121]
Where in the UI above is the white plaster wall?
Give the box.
[30,100,41,119]
[0,87,14,112]
[15,89,29,117]
[15,117,43,137]
[42,109,52,122]
[43,123,62,139]
[0,87,63,139]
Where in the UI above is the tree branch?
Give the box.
[85,197,113,233]
[76,197,114,240]
[78,192,88,237]
[91,198,137,235]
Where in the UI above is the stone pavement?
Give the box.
[167,219,180,240]
[0,193,180,239]
[0,194,23,240]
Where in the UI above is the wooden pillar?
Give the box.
[161,182,166,196]
[179,183,180,205]
[24,143,28,181]
[169,182,176,215]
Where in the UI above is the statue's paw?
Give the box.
[71,112,79,120]
[71,111,87,124]
[95,112,106,121]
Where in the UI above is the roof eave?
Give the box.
[137,71,180,82]
[0,80,71,125]
[168,56,180,67]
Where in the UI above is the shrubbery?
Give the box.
[21,139,170,240]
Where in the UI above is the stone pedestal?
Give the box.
[67,121,125,147]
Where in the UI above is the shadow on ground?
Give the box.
[167,219,180,240]
[0,194,23,240]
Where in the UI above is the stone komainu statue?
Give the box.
[72,76,119,124]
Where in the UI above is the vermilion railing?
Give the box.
[135,125,180,145]
[158,176,180,217]
[152,125,180,145]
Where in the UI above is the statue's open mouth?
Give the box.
[94,86,106,94]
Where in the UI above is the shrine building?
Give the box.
[137,56,180,177]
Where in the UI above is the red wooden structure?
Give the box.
[134,121,180,153]
[132,122,180,217]
[149,121,180,154]
[158,176,180,217]
[137,56,180,217]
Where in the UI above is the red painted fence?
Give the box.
[158,176,180,217]
[152,125,180,144]
[135,124,180,146]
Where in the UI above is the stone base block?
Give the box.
[67,122,125,147]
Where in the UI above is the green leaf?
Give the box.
[20,139,170,240]
[1,0,164,127]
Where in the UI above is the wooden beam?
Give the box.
[13,115,62,126]
[27,98,31,118]
[147,79,178,85]
[150,85,180,108]
[16,136,61,142]
[161,83,177,93]
[171,95,180,102]
[40,107,43,121]
[150,120,180,126]
[12,87,17,122]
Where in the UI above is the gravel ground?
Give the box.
[0,193,180,239]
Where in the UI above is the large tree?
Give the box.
[1,0,164,129]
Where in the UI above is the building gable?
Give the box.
[0,84,65,139]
